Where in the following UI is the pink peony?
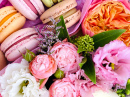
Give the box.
[93,40,130,87]
[49,78,80,97]
[65,70,113,97]
[29,54,57,79]
[50,40,83,73]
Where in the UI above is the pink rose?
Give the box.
[29,54,57,79]
[49,78,79,97]
[50,40,83,73]
[93,40,130,87]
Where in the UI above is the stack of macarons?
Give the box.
[0,0,81,64]
[0,6,26,43]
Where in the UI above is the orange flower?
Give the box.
[82,1,130,46]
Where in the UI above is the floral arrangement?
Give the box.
[1,0,130,97]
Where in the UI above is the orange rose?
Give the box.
[82,0,130,46]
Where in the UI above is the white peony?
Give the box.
[0,59,49,97]
[92,89,119,97]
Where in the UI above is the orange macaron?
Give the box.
[0,6,26,43]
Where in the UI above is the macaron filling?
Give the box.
[4,33,38,53]
[0,12,17,27]
[23,0,38,15]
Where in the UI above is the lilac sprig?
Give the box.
[35,18,63,55]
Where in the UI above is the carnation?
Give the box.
[0,59,49,97]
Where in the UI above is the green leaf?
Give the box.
[92,29,126,49]
[79,57,87,68]
[57,15,71,41]
[82,56,96,84]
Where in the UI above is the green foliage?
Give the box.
[79,57,87,68]
[92,29,126,49]
[82,55,96,84]
[57,15,71,41]
[116,79,130,97]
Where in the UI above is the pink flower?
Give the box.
[93,40,130,87]
[50,40,83,73]
[65,70,113,97]
[49,78,80,97]
[29,54,57,79]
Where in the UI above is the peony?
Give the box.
[93,40,130,87]
[29,54,57,79]
[82,0,130,46]
[50,40,83,73]
[65,70,114,97]
[49,78,79,97]
[0,59,49,97]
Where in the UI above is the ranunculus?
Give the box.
[49,78,79,97]
[29,54,57,79]
[50,40,83,73]
[0,59,49,97]
[93,40,130,87]
[82,0,130,46]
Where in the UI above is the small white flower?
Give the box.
[0,59,49,97]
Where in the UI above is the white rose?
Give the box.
[0,59,49,97]
[92,89,119,97]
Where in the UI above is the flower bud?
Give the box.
[54,69,64,79]
[22,49,35,62]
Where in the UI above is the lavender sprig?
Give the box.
[35,18,62,55]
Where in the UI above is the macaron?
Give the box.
[40,0,81,28]
[1,28,39,62]
[0,50,7,70]
[9,0,45,20]
[0,6,26,43]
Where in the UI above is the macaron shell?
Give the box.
[65,10,81,28]
[30,0,45,15]
[0,6,17,21]
[9,0,38,20]
[1,28,39,61]
[0,51,7,71]
[0,13,26,43]
[1,28,38,52]
[6,35,39,61]
[40,0,77,24]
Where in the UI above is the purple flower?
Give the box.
[93,40,130,87]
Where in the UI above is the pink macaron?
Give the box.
[9,0,45,20]
[1,28,39,62]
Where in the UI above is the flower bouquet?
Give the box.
[0,0,130,97]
